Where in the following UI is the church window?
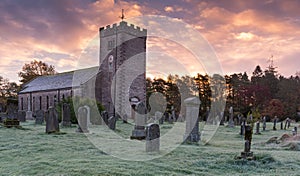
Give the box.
[46,96,49,109]
[21,97,23,110]
[39,96,42,110]
[107,40,115,50]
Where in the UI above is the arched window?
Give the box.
[21,97,24,110]
[46,96,49,109]
[39,96,42,110]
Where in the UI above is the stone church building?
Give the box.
[18,20,147,119]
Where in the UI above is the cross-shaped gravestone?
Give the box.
[145,123,160,152]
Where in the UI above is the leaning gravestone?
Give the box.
[17,110,26,122]
[62,103,71,127]
[108,116,117,130]
[76,106,89,133]
[145,123,160,152]
[35,110,44,124]
[183,97,201,143]
[45,107,59,133]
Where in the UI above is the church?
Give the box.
[18,20,147,119]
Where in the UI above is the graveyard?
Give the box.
[1,118,300,175]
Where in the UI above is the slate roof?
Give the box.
[19,67,99,94]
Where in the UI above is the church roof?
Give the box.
[19,67,99,94]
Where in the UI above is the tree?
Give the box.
[18,60,56,85]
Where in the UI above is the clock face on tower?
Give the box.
[108,55,114,72]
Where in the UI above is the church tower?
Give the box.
[96,20,147,117]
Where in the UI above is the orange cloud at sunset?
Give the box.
[0,0,299,83]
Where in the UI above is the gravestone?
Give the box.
[240,125,254,159]
[35,110,44,125]
[273,117,277,130]
[292,127,297,136]
[280,121,283,130]
[45,107,59,133]
[145,123,160,152]
[101,111,109,125]
[177,114,184,122]
[62,103,71,127]
[26,98,34,120]
[262,116,266,131]
[83,105,91,126]
[76,106,89,133]
[228,106,235,127]
[255,121,261,135]
[171,106,176,122]
[131,102,147,140]
[183,97,201,143]
[284,118,291,130]
[108,116,117,130]
[17,110,26,122]
[240,118,246,135]
[155,111,163,124]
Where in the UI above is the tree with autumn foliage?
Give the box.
[18,60,56,85]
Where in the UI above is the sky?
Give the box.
[0,0,300,83]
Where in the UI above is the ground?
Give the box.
[0,120,300,176]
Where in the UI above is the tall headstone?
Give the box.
[183,97,201,143]
[45,107,59,133]
[145,123,160,152]
[240,118,246,135]
[83,105,91,126]
[62,103,71,127]
[17,110,26,122]
[131,102,147,140]
[26,97,33,120]
[76,106,89,133]
[255,121,261,135]
[240,125,254,159]
[262,116,266,131]
[35,110,44,125]
[273,116,277,131]
[228,106,234,127]
[155,111,163,124]
[284,118,290,130]
[280,121,283,130]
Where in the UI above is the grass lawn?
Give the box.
[0,120,299,176]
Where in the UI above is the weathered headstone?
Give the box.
[171,106,176,122]
[240,125,254,159]
[131,102,147,140]
[240,118,246,135]
[108,116,117,130]
[228,106,234,127]
[183,97,201,143]
[26,97,34,120]
[45,107,59,133]
[17,110,26,122]
[280,121,283,130]
[292,127,297,136]
[62,103,71,127]
[145,123,160,152]
[273,117,277,130]
[262,116,266,131]
[83,105,91,126]
[255,121,261,135]
[284,118,291,130]
[35,110,44,124]
[76,106,89,133]
[155,111,163,124]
